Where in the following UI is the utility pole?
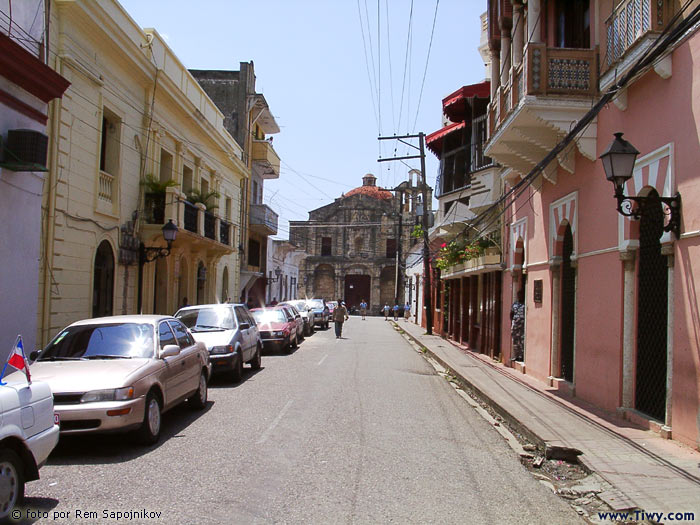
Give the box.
[378,133,433,335]
[394,187,404,306]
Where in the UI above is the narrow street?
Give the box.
[21,318,581,524]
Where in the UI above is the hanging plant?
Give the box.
[140,173,179,194]
[186,188,221,210]
[411,224,425,239]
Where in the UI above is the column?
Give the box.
[500,19,512,88]
[550,260,562,378]
[526,0,542,44]
[512,1,524,67]
[490,50,501,100]
[620,250,636,409]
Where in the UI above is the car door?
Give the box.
[158,321,188,407]
[234,306,253,361]
[168,319,201,396]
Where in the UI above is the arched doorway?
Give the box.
[196,261,206,305]
[635,189,668,421]
[313,264,335,300]
[92,240,114,317]
[560,223,576,382]
[222,266,229,302]
[178,256,189,308]
[153,257,168,314]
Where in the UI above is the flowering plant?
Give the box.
[434,238,488,270]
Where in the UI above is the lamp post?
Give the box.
[600,133,681,238]
[137,220,178,313]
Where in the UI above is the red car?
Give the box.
[250,307,299,353]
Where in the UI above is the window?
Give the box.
[386,238,397,259]
[234,306,250,326]
[159,148,173,183]
[169,320,194,348]
[252,181,259,204]
[321,237,332,256]
[99,108,120,176]
[183,165,193,194]
[248,239,261,266]
[225,197,232,220]
[159,322,177,350]
[554,0,590,49]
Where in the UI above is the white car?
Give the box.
[0,378,59,520]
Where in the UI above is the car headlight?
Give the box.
[80,387,134,403]
[211,345,233,355]
[272,331,285,337]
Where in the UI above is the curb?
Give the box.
[394,323,583,463]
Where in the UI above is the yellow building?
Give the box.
[38,0,247,345]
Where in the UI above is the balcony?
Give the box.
[486,45,599,184]
[252,140,280,179]
[601,0,672,91]
[141,187,234,254]
[250,203,278,236]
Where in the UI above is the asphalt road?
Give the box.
[18,317,581,524]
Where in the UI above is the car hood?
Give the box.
[0,379,53,411]
[28,359,151,393]
[190,329,235,348]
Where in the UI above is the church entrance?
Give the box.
[344,275,370,312]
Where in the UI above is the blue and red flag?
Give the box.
[0,335,31,385]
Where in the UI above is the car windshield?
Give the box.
[251,310,287,324]
[289,301,307,311]
[307,300,325,309]
[177,307,235,331]
[38,323,155,360]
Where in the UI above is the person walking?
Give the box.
[360,299,367,320]
[334,300,349,338]
[392,303,399,321]
[383,304,390,320]
[510,290,526,362]
[404,302,411,322]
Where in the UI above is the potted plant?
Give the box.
[141,174,179,224]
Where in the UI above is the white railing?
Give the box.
[606,0,652,66]
[98,171,114,203]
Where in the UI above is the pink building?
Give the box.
[484,0,700,449]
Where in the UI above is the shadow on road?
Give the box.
[208,367,264,389]
[46,401,214,466]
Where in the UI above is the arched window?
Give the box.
[92,241,114,317]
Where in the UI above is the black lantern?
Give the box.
[137,219,179,312]
[600,133,681,239]
[266,267,282,284]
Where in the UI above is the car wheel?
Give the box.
[299,329,305,341]
[250,345,262,370]
[137,392,162,445]
[188,370,208,410]
[0,449,24,521]
[290,333,298,351]
[231,351,244,383]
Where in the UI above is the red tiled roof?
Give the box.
[344,185,393,200]
[442,81,490,121]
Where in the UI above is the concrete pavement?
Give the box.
[395,318,700,520]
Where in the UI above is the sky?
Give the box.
[119,0,487,240]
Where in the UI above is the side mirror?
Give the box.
[160,344,181,359]
[239,322,250,330]
[30,350,40,361]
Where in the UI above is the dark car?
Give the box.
[175,304,262,383]
[251,307,299,353]
[305,298,330,329]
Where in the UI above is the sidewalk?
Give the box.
[396,319,700,517]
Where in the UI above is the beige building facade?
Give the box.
[38,0,246,345]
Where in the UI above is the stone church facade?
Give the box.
[289,173,430,313]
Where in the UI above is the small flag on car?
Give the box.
[0,335,31,385]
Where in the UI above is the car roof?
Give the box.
[176,303,239,311]
[70,315,173,326]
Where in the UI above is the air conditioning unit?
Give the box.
[0,129,49,171]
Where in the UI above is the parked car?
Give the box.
[306,298,330,329]
[0,378,59,520]
[279,300,316,336]
[28,315,211,445]
[251,307,299,353]
[175,303,262,383]
[279,304,304,342]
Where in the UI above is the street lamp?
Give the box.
[137,220,179,313]
[266,266,282,284]
[600,133,681,238]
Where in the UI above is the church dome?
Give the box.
[344,173,393,200]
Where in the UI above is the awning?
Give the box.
[426,121,466,157]
[442,81,490,121]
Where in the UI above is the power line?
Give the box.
[411,0,440,132]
